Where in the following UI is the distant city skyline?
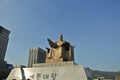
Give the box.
[0,0,120,71]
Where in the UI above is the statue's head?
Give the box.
[59,34,63,41]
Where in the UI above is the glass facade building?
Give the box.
[0,26,10,69]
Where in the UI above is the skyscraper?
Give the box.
[28,47,46,68]
[0,26,10,68]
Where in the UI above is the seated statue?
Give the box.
[45,34,74,63]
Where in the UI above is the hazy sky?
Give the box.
[0,0,120,71]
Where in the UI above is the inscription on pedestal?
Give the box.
[27,73,57,80]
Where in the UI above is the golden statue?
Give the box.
[45,34,74,63]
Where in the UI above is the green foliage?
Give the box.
[0,69,11,80]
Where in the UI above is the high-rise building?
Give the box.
[0,26,10,69]
[28,47,46,68]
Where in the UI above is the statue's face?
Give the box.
[59,35,63,41]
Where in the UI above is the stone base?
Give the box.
[33,61,74,67]
[7,62,87,80]
[46,58,63,63]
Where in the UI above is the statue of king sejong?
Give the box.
[45,34,74,63]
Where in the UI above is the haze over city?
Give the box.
[0,0,120,71]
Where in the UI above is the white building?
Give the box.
[27,47,46,67]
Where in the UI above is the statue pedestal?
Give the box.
[7,62,87,80]
[46,58,63,63]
